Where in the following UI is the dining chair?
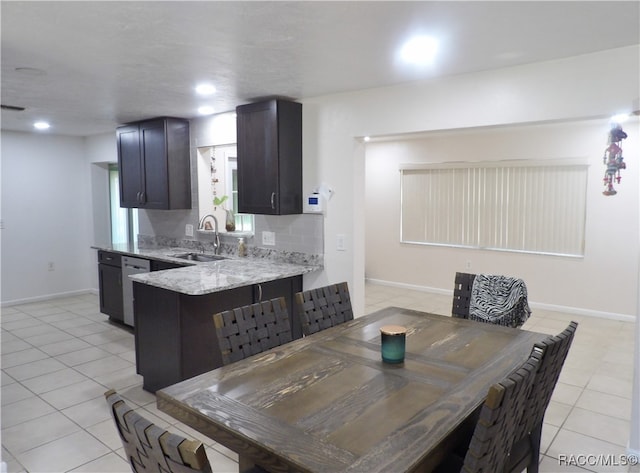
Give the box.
[294,281,354,336]
[505,321,578,473]
[213,297,293,365]
[434,351,541,473]
[452,272,476,319]
[452,272,531,328]
[105,389,213,473]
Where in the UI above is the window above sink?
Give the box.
[196,143,254,235]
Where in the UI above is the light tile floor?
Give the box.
[1,283,637,472]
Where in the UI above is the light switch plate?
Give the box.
[336,234,346,251]
[185,224,194,237]
[262,231,276,246]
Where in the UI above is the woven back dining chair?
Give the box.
[452,272,476,319]
[213,297,292,365]
[295,282,354,336]
[434,351,541,473]
[505,321,578,473]
[105,389,212,473]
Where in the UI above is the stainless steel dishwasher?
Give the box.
[122,256,150,327]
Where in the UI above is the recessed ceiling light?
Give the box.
[400,36,439,65]
[195,83,216,96]
[364,136,371,142]
[33,121,50,130]
[198,106,215,115]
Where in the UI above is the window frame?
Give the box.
[109,164,138,245]
[399,159,589,258]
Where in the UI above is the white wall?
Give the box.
[86,132,117,249]
[365,119,639,318]
[303,45,640,316]
[1,131,95,304]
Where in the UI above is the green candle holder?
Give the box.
[380,325,407,364]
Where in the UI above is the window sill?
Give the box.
[197,229,254,239]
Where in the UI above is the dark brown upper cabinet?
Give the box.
[236,99,302,215]
[117,117,191,209]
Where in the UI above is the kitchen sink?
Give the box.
[169,252,227,262]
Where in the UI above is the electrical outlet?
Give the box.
[185,224,194,237]
[262,231,276,246]
[47,262,55,271]
[336,234,346,251]
[465,260,472,269]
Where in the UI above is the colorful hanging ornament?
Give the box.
[602,123,628,196]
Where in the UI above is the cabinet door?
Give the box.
[237,101,280,215]
[117,118,190,210]
[254,276,303,340]
[117,124,143,207]
[139,119,170,209]
[274,100,302,214]
[99,263,124,321]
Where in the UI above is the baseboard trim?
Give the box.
[366,278,451,296]
[1,289,96,308]
[365,278,635,322]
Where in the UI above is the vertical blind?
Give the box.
[400,161,588,256]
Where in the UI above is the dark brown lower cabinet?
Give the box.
[98,251,124,323]
[134,276,302,392]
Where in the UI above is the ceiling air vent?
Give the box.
[1,104,26,111]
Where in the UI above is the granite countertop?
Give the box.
[92,243,321,296]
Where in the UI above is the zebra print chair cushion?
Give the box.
[469,274,531,328]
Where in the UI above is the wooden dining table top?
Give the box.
[157,307,546,473]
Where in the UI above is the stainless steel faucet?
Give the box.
[198,214,221,254]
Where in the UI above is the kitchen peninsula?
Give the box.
[94,244,320,392]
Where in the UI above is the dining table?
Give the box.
[156,306,546,473]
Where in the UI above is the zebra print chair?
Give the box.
[452,272,531,328]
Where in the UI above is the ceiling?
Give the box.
[2,1,639,137]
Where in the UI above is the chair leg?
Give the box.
[527,421,543,473]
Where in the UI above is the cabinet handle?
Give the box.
[257,284,263,301]
[136,191,141,203]
[270,192,276,210]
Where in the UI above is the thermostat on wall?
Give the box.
[304,193,323,213]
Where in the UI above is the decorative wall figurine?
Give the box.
[602,123,628,196]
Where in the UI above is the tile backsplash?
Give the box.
[139,211,324,265]
[253,214,323,255]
